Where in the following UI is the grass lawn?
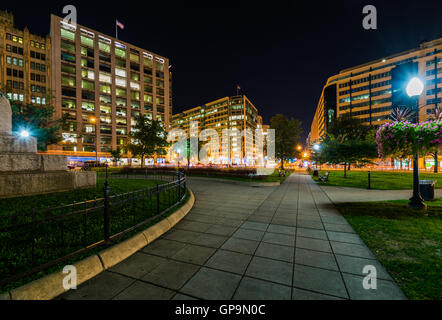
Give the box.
[0,178,161,217]
[311,170,442,190]
[0,178,188,294]
[336,199,442,300]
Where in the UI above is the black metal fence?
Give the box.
[0,171,186,289]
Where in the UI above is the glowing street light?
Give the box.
[297,145,302,151]
[406,77,426,210]
[90,116,99,165]
[19,130,30,138]
[406,77,424,97]
[313,144,320,151]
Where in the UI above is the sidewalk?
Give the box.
[320,185,442,203]
[58,174,406,300]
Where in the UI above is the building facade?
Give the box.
[172,95,262,165]
[50,14,172,155]
[309,38,442,144]
[0,10,51,107]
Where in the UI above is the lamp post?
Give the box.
[90,116,99,165]
[406,77,426,210]
[313,144,320,169]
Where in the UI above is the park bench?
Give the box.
[319,171,329,182]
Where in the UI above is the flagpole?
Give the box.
[115,20,118,39]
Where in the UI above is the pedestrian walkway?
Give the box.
[58,174,406,300]
[320,185,442,203]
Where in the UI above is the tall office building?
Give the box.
[309,38,442,144]
[50,14,172,154]
[172,95,262,165]
[0,11,51,107]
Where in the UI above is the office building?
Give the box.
[309,38,442,144]
[50,14,171,155]
[172,95,262,165]
[0,10,51,107]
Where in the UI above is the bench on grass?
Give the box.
[319,171,329,182]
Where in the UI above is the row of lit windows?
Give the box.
[30,40,46,50]
[339,97,391,111]
[5,33,23,44]
[338,72,391,89]
[60,27,165,70]
[339,80,391,96]
[6,56,23,67]
[339,89,392,104]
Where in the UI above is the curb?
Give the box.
[4,188,195,300]
[188,176,280,187]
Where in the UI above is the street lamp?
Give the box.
[313,144,320,168]
[406,77,426,210]
[90,116,99,165]
[19,130,30,138]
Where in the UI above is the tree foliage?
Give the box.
[110,147,123,165]
[376,120,442,158]
[317,114,378,175]
[270,114,302,169]
[127,115,169,166]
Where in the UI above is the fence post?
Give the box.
[368,171,371,190]
[103,177,110,244]
[157,183,160,215]
[177,171,180,201]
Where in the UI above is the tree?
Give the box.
[270,114,302,170]
[319,114,378,177]
[110,147,123,166]
[127,115,169,167]
[429,106,442,173]
[319,135,378,177]
[10,101,66,151]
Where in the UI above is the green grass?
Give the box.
[311,170,442,190]
[336,199,442,300]
[0,178,188,294]
[0,178,161,217]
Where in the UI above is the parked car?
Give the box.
[82,161,107,170]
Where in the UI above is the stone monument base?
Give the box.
[0,95,96,199]
[0,171,97,198]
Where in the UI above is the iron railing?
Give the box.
[0,171,186,289]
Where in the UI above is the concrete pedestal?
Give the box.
[0,94,96,198]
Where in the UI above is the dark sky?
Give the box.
[4,0,442,140]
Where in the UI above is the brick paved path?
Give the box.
[59,174,406,300]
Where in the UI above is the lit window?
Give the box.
[115,77,126,87]
[115,68,126,77]
[99,73,112,84]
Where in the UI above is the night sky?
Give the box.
[4,0,442,140]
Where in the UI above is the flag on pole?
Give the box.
[116,20,125,29]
